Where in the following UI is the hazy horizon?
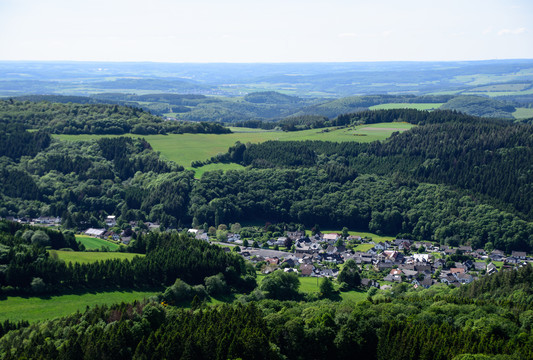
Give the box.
[1,0,532,63]
[2,58,533,64]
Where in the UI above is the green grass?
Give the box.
[369,103,443,111]
[353,244,375,252]
[257,273,367,303]
[339,290,368,302]
[305,230,395,243]
[513,107,533,119]
[299,276,321,293]
[55,122,414,168]
[493,261,504,270]
[193,163,246,179]
[0,289,161,323]
[75,235,120,251]
[50,250,144,264]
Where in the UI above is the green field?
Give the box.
[353,243,376,252]
[513,107,533,119]
[305,230,395,243]
[55,122,414,168]
[369,103,444,111]
[50,250,144,264]
[76,235,120,251]
[0,289,160,323]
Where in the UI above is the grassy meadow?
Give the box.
[75,235,120,251]
[513,107,533,119]
[0,290,160,323]
[50,250,144,264]
[55,122,414,170]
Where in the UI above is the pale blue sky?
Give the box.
[0,0,531,62]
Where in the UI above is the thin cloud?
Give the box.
[497,28,526,36]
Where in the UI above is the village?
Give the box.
[204,229,532,290]
[5,215,532,290]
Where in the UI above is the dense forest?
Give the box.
[1,262,532,359]
[214,109,533,220]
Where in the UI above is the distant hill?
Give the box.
[244,91,302,104]
[440,95,516,119]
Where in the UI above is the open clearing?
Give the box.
[75,234,120,251]
[513,107,533,119]
[55,122,414,169]
[369,103,443,111]
[0,290,160,323]
[50,250,144,264]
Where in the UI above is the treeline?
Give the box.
[0,99,231,135]
[0,226,250,295]
[2,265,533,359]
[234,108,486,132]
[335,108,495,126]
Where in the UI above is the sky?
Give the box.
[0,0,532,63]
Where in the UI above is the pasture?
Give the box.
[76,235,120,251]
[55,122,414,170]
[513,107,533,119]
[369,103,443,111]
[49,250,144,264]
[0,290,160,323]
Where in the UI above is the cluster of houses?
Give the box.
[84,216,161,245]
[6,213,530,290]
[1,216,62,226]
[216,231,532,289]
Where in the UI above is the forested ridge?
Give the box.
[0,99,230,135]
